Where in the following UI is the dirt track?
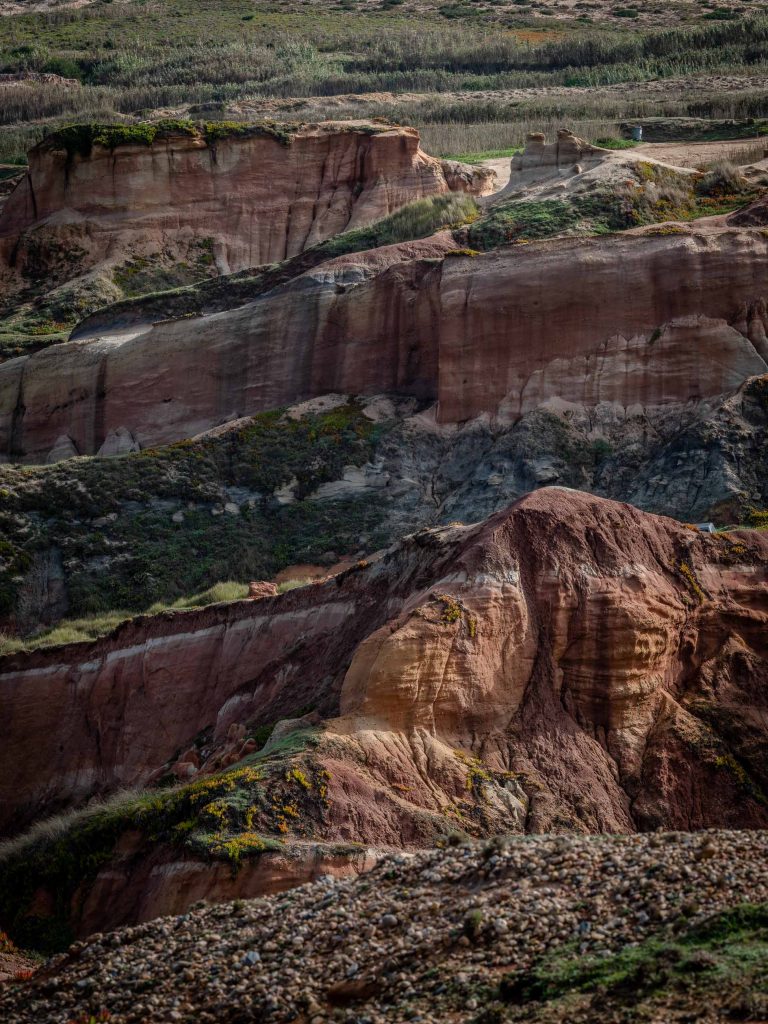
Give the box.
[636,136,768,167]
[481,136,768,192]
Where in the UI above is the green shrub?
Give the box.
[695,158,749,196]
[746,507,768,530]
[467,193,626,250]
[320,193,479,259]
[594,136,638,149]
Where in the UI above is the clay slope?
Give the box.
[2,489,767,899]
[2,223,768,461]
[0,120,491,292]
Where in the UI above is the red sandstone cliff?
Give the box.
[0,120,492,283]
[2,488,767,841]
[2,226,767,460]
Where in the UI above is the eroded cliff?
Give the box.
[4,120,494,269]
[2,224,768,461]
[1,489,766,941]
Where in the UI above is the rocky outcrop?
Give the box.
[2,487,767,841]
[3,832,768,1020]
[510,128,606,175]
[728,192,768,226]
[0,120,491,286]
[482,128,672,206]
[2,226,768,460]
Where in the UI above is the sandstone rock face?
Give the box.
[2,226,768,460]
[511,128,606,175]
[0,122,490,285]
[437,229,768,422]
[2,488,767,842]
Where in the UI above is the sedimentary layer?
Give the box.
[2,226,768,461]
[2,487,767,841]
[0,121,490,283]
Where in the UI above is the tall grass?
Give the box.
[421,118,621,156]
[148,580,250,611]
[1,8,768,167]
[0,580,252,655]
[0,787,151,864]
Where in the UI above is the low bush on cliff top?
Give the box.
[695,157,751,196]
[42,119,299,159]
[467,192,624,249]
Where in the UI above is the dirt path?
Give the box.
[636,136,768,168]
[479,136,768,195]
[481,156,515,191]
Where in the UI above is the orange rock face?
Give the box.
[0,122,490,282]
[2,488,767,842]
[2,226,768,461]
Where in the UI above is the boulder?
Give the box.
[45,435,78,463]
[96,427,140,457]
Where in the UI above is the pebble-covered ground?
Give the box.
[2,831,768,1024]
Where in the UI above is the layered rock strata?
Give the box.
[2,226,768,460]
[0,120,492,283]
[2,487,767,840]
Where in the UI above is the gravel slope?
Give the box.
[2,830,768,1023]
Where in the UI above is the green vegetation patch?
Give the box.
[467,162,766,250]
[111,240,216,298]
[0,731,330,953]
[443,146,522,163]
[41,119,300,161]
[0,582,258,656]
[497,903,768,1006]
[318,192,479,257]
[467,192,625,249]
[593,136,639,149]
[0,403,389,630]
[747,507,768,530]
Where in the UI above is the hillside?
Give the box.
[0,487,766,951]
[2,831,768,1023]
[2,0,768,1014]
